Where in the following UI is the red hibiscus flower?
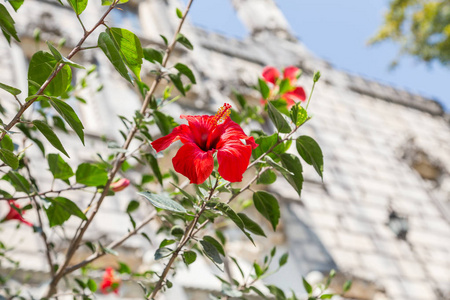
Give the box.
[110,178,130,192]
[100,267,121,294]
[151,104,258,184]
[2,200,33,227]
[260,65,306,108]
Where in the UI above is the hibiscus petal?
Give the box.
[283,66,301,84]
[151,124,193,152]
[262,66,280,85]
[281,87,307,107]
[173,143,214,184]
[217,140,253,182]
[215,119,258,150]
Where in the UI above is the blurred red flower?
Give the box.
[2,200,33,227]
[100,267,121,295]
[151,103,258,184]
[110,178,130,192]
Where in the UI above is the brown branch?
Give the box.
[45,0,195,296]
[0,185,87,201]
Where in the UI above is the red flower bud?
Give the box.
[110,178,130,192]
[3,200,33,227]
[100,267,121,294]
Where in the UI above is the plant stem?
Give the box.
[45,0,195,296]
[0,185,87,201]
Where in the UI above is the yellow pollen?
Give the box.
[212,103,232,126]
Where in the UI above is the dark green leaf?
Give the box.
[0,82,21,95]
[107,27,143,80]
[302,277,312,294]
[0,4,20,43]
[171,225,184,237]
[296,135,323,179]
[138,191,187,213]
[28,51,72,97]
[253,262,263,278]
[98,32,132,83]
[279,253,288,267]
[237,213,266,237]
[47,153,74,180]
[67,0,88,15]
[200,240,223,265]
[118,261,131,274]
[252,133,291,161]
[183,250,197,265]
[154,247,172,260]
[49,98,85,144]
[267,101,291,133]
[3,171,30,192]
[249,286,267,299]
[143,48,164,64]
[258,78,270,100]
[253,191,280,231]
[171,183,196,204]
[75,163,108,186]
[145,154,163,185]
[203,235,225,256]
[87,278,97,292]
[33,120,69,157]
[280,153,303,197]
[48,41,85,69]
[175,33,193,50]
[257,169,277,185]
[174,63,196,84]
[169,73,185,96]
[159,239,175,248]
[267,285,286,300]
[278,78,292,95]
[126,200,140,213]
[0,149,18,169]
[44,197,87,227]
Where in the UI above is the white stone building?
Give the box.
[0,0,449,299]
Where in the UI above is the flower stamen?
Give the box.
[212,103,232,126]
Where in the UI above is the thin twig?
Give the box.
[0,185,87,201]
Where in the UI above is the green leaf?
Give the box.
[203,235,225,256]
[267,285,286,300]
[47,153,74,180]
[75,163,108,186]
[143,48,164,64]
[253,262,263,278]
[44,197,87,227]
[237,213,266,237]
[33,120,69,157]
[152,110,177,136]
[176,7,183,18]
[101,0,128,5]
[174,63,196,84]
[159,239,175,248]
[279,253,288,267]
[175,33,193,50]
[343,280,352,292]
[1,135,14,151]
[47,41,85,69]
[278,78,292,95]
[0,4,20,43]
[154,247,172,260]
[0,149,18,169]
[67,0,88,15]
[138,191,187,213]
[107,27,143,80]
[98,32,132,83]
[258,78,270,100]
[214,202,254,245]
[267,101,291,133]
[126,200,140,213]
[257,169,277,185]
[28,51,72,97]
[290,103,308,127]
[145,154,163,185]
[118,261,131,274]
[252,133,291,161]
[87,278,97,292]
[200,239,223,266]
[7,0,24,12]
[169,73,185,96]
[320,294,334,299]
[280,153,303,197]
[296,135,324,179]
[3,171,30,192]
[253,191,280,231]
[183,250,197,265]
[0,82,21,95]
[302,277,312,294]
[49,98,85,144]
[249,286,267,299]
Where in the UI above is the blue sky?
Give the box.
[183,0,449,111]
